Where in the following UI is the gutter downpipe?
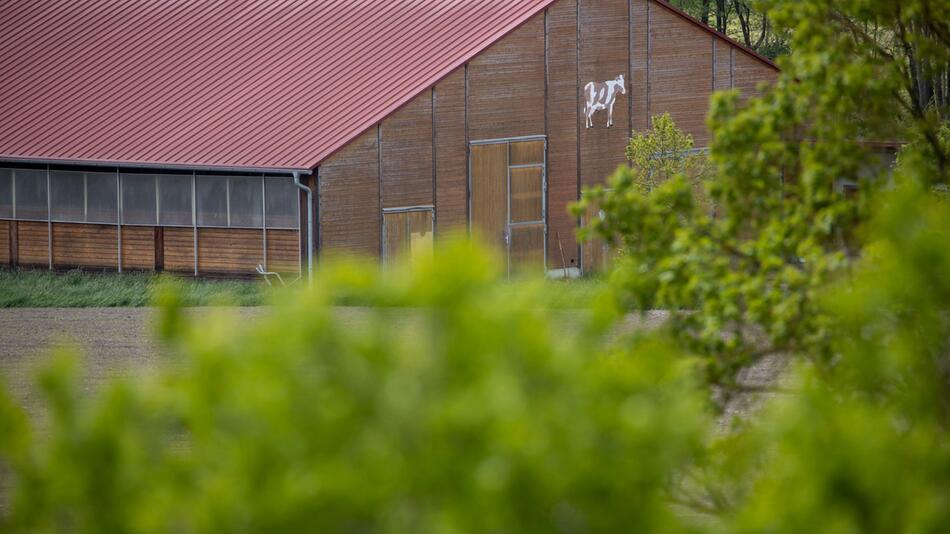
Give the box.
[292,171,313,284]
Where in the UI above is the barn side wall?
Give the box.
[312,0,777,272]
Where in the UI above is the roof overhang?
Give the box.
[0,156,312,175]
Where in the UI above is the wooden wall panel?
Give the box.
[650,2,714,147]
[734,48,777,101]
[0,221,9,264]
[380,91,433,209]
[121,226,155,270]
[197,228,262,274]
[434,69,468,233]
[714,38,734,92]
[17,221,48,267]
[546,0,580,270]
[52,223,117,268]
[467,16,546,141]
[163,227,195,273]
[631,0,650,132]
[319,129,380,257]
[266,229,300,272]
[579,0,630,186]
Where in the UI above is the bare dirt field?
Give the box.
[0,307,670,408]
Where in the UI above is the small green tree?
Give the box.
[623,113,708,195]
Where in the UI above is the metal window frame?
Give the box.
[1,164,303,276]
[467,135,548,277]
[48,169,119,225]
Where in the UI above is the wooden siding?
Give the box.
[734,48,774,101]
[546,0,580,270]
[319,129,380,257]
[579,0,630,187]
[380,91,433,209]
[51,223,118,268]
[0,221,9,265]
[121,226,155,270]
[649,1,713,147]
[17,221,48,267]
[434,69,468,233]
[266,229,300,272]
[163,227,195,273]
[714,37,734,91]
[631,0,651,132]
[197,228,262,274]
[467,16,546,140]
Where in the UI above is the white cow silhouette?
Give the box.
[584,74,626,128]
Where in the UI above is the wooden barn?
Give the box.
[0,0,777,278]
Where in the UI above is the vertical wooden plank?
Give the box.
[380,91,434,209]
[650,3,714,146]
[0,221,12,265]
[0,221,9,265]
[579,0,631,187]
[467,16,546,140]
[546,0,580,270]
[154,227,164,271]
[318,129,380,258]
[382,211,409,264]
[714,38,734,91]
[435,69,468,233]
[470,143,508,249]
[10,221,18,266]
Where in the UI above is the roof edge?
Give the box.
[311,0,779,170]
[652,0,780,71]
[308,0,560,169]
[0,156,311,175]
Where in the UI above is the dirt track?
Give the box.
[0,307,268,410]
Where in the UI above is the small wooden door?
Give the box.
[382,208,433,266]
[470,138,546,275]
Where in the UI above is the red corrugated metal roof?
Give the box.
[0,0,777,172]
[0,0,557,172]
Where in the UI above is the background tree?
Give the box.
[668,0,790,58]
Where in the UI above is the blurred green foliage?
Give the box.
[0,241,710,533]
[2,1,949,531]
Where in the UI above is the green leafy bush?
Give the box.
[0,241,709,533]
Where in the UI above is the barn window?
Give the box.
[265,176,299,229]
[196,176,228,226]
[13,169,48,221]
[157,174,193,226]
[0,169,14,219]
[228,176,263,228]
[50,170,85,221]
[120,173,158,225]
[382,207,433,265]
[50,170,120,223]
[85,172,118,223]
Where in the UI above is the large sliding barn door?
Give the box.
[470,136,546,275]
